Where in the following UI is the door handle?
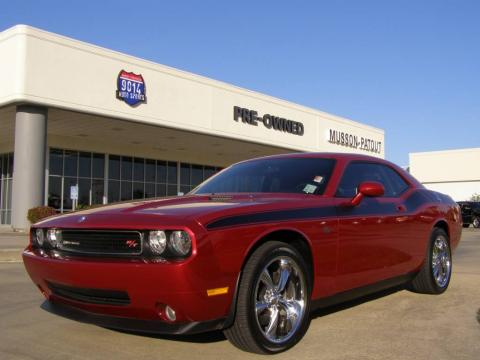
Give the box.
[396,205,406,212]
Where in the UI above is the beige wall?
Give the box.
[0,25,384,158]
[421,182,479,202]
[0,30,24,104]
[409,148,480,201]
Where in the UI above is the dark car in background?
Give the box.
[457,201,480,228]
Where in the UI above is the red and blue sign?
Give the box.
[116,70,146,106]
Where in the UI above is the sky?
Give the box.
[1,0,479,165]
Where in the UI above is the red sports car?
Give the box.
[23,153,462,354]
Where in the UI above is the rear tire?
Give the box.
[462,223,470,228]
[224,241,311,354]
[409,228,452,294]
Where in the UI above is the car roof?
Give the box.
[241,152,391,164]
[234,152,423,189]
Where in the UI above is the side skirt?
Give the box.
[311,273,415,311]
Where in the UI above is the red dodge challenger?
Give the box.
[23,153,462,354]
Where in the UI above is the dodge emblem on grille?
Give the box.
[126,240,138,248]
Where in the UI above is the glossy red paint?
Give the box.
[22,153,462,332]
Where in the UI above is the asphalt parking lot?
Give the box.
[0,229,479,360]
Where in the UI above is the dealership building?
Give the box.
[409,148,480,201]
[0,25,384,231]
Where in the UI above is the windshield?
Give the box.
[193,157,336,195]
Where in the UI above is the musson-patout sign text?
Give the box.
[233,106,304,136]
[328,129,382,154]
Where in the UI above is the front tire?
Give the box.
[409,228,452,294]
[224,241,311,354]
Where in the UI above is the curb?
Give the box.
[0,249,23,262]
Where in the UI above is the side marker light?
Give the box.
[207,287,229,296]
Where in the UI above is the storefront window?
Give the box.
[179,163,222,194]
[145,182,155,198]
[121,180,133,201]
[121,156,133,181]
[145,159,155,182]
[92,180,104,205]
[167,162,177,184]
[64,150,78,177]
[107,180,120,203]
[192,165,203,186]
[78,178,91,206]
[0,153,14,224]
[92,153,105,178]
[107,156,179,202]
[48,149,105,212]
[49,149,63,176]
[79,152,92,178]
[133,158,145,182]
[47,148,220,213]
[108,155,120,180]
[133,182,144,199]
[180,163,191,194]
[63,176,76,210]
[47,176,62,210]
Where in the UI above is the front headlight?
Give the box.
[35,229,45,246]
[149,230,167,255]
[46,229,61,248]
[169,231,192,256]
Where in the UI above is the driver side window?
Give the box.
[336,162,409,198]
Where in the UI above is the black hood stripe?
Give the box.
[206,190,450,230]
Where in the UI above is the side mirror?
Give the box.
[348,181,384,206]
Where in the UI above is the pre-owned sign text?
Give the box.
[233,106,304,136]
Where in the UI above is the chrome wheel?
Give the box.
[431,235,451,288]
[473,217,480,228]
[254,256,306,344]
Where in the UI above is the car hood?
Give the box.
[35,193,331,230]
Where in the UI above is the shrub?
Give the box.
[27,206,57,224]
[75,204,103,211]
[471,193,480,202]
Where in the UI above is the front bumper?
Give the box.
[42,300,225,335]
[22,247,235,331]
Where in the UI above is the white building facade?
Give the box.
[0,25,384,230]
[409,148,480,201]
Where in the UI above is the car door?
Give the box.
[334,161,412,292]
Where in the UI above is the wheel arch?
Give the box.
[433,219,450,239]
[223,228,315,329]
